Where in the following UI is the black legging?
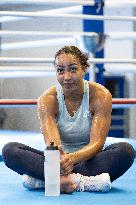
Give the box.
[2,142,135,182]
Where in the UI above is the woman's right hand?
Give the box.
[59,146,73,176]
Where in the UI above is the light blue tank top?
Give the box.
[56,80,92,153]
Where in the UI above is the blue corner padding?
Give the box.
[0,155,3,162]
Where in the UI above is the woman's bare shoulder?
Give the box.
[88,81,111,98]
[38,86,56,100]
[38,86,58,110]
[88,81,112,113]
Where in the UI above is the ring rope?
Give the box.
[106,0,136,7]
[0,11,136,22]
[0,66,54,71]
[0,57,136,64]
[0,0,95,6]
[0,57,54,63]
[0,31,97,37]
[1,31,136,42]
[0,71,56,79]
[0,99,37,105]
[1,66,136,74]
[0,6,82,23]
[2,37,75,50]
[1,31,136,41]
[0,99,136,109]
[0,99,136,105]
[107,32,136,40]
[0,0,136,7]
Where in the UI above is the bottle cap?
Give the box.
[46,142,59,150]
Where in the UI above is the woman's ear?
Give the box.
[82,68,87,77]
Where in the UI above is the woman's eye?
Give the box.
[57,68,64,74]
[70,67,77,72]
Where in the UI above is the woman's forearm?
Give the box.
[68,142,102,164]
[40,119,61,146]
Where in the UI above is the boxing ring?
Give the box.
[0,99,136,205]
[1,0,136,205]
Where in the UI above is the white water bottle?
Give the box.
[44,142,60,196]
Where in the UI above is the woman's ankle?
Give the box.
[60,175,77,194]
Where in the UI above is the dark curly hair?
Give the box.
[54,46,89,72]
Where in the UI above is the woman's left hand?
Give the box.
[59,146,73,176]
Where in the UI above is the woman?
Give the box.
[2,46,135,194]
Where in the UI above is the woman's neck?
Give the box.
[63,81,84,102]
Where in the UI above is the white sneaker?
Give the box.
[71,173,111,193]
[22,174,45,190]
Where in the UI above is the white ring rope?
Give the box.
[0,6,82,23]
[105,65,136,74]
[0,0,95,6]
[0,57,54,63]
[1,37,76,50]
[105,0,136,7]
[0,11,136,22]
[0,71,56,79]
[0,66,54,71]
[1,65,136,74]
[0,31,97,37]
[0,0,136,7]
[1,31,136,41]
[107,32,136,41]
[0,57,136,64]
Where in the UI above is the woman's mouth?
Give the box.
[63,83,73,89]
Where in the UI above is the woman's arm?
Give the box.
[68,87,112,164]
[38,89,73,175]
[37,89,61,146]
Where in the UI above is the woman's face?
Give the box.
[54,53,85,93]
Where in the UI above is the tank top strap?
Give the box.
[83,80,90,112]
[56,84,64,118]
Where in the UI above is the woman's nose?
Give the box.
[64,71,72,80]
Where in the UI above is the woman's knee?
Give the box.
[118,142,135,164]
[2,142,20,165]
